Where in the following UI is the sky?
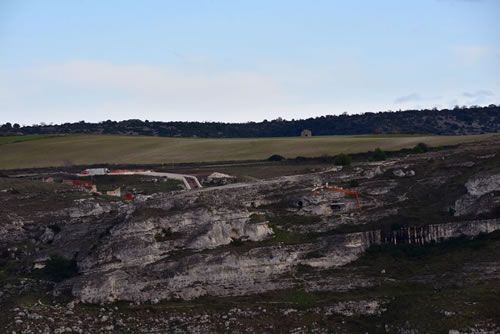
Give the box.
[0,0,499,125]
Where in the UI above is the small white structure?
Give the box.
[106,187,122,197]
[301,129,312,137]
[206,172,235,181]
[202,172,236,186]
[80,168,109,176]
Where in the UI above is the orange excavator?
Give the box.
[312,183,363,212]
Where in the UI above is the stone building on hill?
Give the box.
[301,129,312,137]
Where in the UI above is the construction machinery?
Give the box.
[312,183,363,212]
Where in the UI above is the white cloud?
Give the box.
[454,45,488,65]
[394,93,422,104]
[1,58,498,124]
[392,90,498,111]
[462,90,497,105]
[462,89,494,98]
[0,60,318,123]
[394,93,443,105]
[2,59,391,123]
[29,60,291,109]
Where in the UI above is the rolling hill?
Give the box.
[2,105,499,138]
[0,133,496,169]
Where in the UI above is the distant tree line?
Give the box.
[1,104,499,138]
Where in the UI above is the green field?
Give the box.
[0,134,66,145]
[0,133,496,169]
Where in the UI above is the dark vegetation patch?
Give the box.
[285,286,319,308]
[369,148,387,161]
[131,208,170,222]
[334,153,352,166]
[230,237,245,247]
[226,222,313,252]
[266,224,311,245]
[48,224,61,233]
[98,226,113,240]
[349,179,360,188]
[303,250,323,259]
[0,254,21,282]
[0,134,69,145]
[268,215,321,227]
[33,255,79,282]
[295,263,317,274]
[5,105,499,138]
[249,214,267,223]
[94,193,126,202]
[267,154,285,161]
[154,228,181,242]
[413,142,429,154]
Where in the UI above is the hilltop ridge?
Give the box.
[2,105,499,138]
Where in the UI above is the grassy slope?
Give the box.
[0,133,496,169]
[0,134,66,145]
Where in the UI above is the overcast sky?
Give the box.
[0,0,499,125]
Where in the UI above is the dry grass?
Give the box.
[0,133,496,169]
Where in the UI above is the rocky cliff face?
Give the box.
[4,141,499,305]
[454,171,500,216]
[62,212,500,304]
[1,136,500,333]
